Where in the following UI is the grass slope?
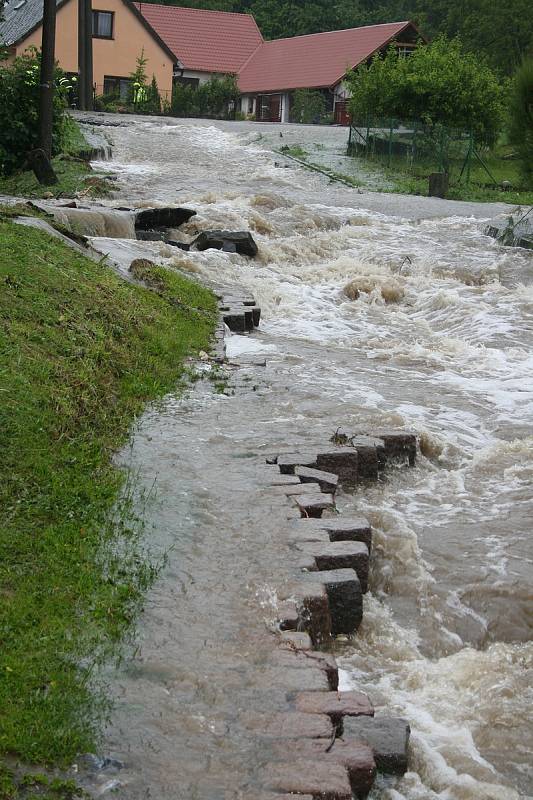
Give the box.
[0,222,217,793]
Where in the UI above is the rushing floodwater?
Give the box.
[79,115,532,800]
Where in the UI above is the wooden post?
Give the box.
[428,172,449,198]
[38,0,57,159]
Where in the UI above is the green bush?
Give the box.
[290,89,326,124]
[346,37,506,146]
[509,57,533,185]
[170,75,239,119]
[0,49,73,175]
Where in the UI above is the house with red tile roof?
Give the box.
[238,21,421,124]
[135,3,263,88]
[1,0,421,123]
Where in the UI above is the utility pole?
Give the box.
[78,0,93,110]
[38,0,57,158]
[78,0,86,109]
[84,0,93,110]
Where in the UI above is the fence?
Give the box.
[347,116,497,187]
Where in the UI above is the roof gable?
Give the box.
[0,0,177,62]
[238,21,417,94]
[0,0,64,47]
[134,3,263,74]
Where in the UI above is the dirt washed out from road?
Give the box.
[80,115,533,800]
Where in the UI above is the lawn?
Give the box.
[0,221,217,797]
[0,118,112,200]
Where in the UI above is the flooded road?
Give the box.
[81,115,532,800]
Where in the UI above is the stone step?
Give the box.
[316,448,358,487]
[295,465,339,494]
[272,648,338,691]
[277,452,319,474]
[222,309,247,333]
[297,541,370,593]
[305,568,363,635]
[293,691,374,734]
[292,517,373,551]
[278,580,331,646]
[356,429,417,466]
[269,739,376,798]
[342,715,411,775]
[291,492,336,518]
[261,760,352,800]
[243,711,334,740]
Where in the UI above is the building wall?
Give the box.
[14,0,174,96]
[178,69,217,85]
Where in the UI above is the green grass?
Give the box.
[0,117,112,201]
[350,142,533,203]
[0,222,217,790]
[0,158,112,200]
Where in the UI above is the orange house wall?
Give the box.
[15,0,174,95]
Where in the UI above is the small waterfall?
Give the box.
[40,205,136,239]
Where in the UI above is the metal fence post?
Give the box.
[388,117,394,168]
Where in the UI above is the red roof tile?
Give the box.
[134,2,263,73]
[238,21,413,93]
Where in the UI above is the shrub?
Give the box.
[0,49,73,175]
[170,75,239,119]
[345,37,506,146]
[290,89,326,124]
[509,58,533,185]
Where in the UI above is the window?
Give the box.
[173,76,200,89]
[92,10,114,38]
[103,76,131,100]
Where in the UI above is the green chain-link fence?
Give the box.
[347,116,497,187]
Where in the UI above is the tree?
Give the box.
[345,37,506,144]
[145,74,162,113]
[128,49,149,108]
[509,58,533,184]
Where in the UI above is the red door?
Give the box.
[257,94,282,122]
[334,101,350,126]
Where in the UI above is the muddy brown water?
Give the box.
[71,114,532,800]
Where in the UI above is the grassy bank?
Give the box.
[0,222,217,796]
[280,141,533,204]
[0,119,111,200]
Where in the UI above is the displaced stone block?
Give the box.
[222,310,246,333]
[292,492,335,518]
[364,429,417,466]
[295,465,339,494]
[307,569,362,635]
[277,453,319,475]
[270,739,376,798]
[244,711,333,739]
[261,760,352,800]
[342,716,411,775]
[297,541,370,593]
[193,230,259,257]
[135,206,196,231]
[294,691,374,733]
[349,440,379,481]
[316,448,358,487]
[295,581,332,645]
